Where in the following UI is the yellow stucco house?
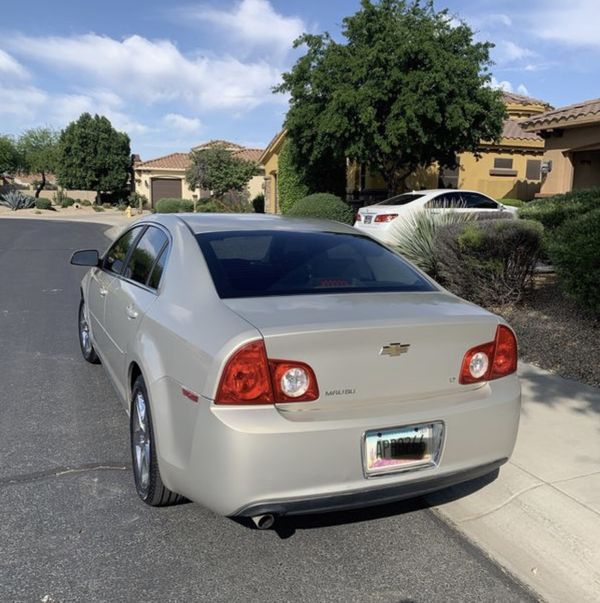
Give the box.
[134,140,264,207]
[260,92,553,213]
[520,98,600,195]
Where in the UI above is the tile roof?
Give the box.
[136,152,191,170]
[502,119,543,141]
[521,98,600,130]
[192,139,245,151]
[232,148,264,162]
[502,91,551,108]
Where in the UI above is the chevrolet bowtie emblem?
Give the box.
[380,343,410,357]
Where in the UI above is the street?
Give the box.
[0,219,535,602]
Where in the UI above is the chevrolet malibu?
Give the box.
[71,214,520,529]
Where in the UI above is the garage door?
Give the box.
[151,178,182,206]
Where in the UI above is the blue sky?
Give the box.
[1,0,598,160]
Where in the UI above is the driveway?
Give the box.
[0,219,535,602]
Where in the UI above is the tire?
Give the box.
[130,375,184,506]
[78,298,100,364]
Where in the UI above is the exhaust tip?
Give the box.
[251,514,275,530]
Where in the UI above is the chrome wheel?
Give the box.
[132,391,151,496]
[79,305,92,355]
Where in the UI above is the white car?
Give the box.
[354,189,517,243]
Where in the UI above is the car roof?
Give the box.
[404,189,486,196]
[147,212,360,235]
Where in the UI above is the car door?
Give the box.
[102,225,170,400]
[88,227,144,359]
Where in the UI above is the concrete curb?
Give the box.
[427,363,600,602]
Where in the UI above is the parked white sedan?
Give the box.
[354,189,517,243]
[71,214,520,529]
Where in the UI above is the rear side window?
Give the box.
[425,192,467,209]
[148,246,168,290]
[103,226,144,274]
[196,230,436,299]
[124,226,169,287]
[376,193,424,206]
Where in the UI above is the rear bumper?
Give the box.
[233,458,506,517]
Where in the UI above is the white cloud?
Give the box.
[493,41,535,64]
[9,33,283,111]
[490,77,513,93]
[185,0,305,54]
[0,85,46,120]
[535,0,600,48]
[517,83,530,96]
[163,113,202,132]
[469,13,512,29]
[0,49,29,79]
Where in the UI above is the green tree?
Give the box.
[0,135,20,175]
[17,127,59,198]
[276,0,506,194]
[186,144,259,200]
[277,139,308,213]
[56,113,131,204]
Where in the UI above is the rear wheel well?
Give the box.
[129,362,142,399]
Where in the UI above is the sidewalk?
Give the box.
[427,362,600,602]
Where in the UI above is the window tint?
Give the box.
[464,193,498,210]
[124,226,169,286]
[148,245,168,290]
[376,193,425,206]
[196,230,436,299]
[103,227,144,274]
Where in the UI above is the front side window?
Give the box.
[103,227,144,275]
[196,230,436,299]
[124,226,169,287]
[464,193,498,210]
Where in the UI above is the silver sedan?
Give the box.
[71,214,520,529]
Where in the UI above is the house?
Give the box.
[260,92,552,213]
[520,98,600,195]
[134,140,264,207]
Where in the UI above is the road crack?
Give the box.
[0,462,130,488]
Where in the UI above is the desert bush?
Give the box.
[80,199,92,206]
[61,197,74,208]
[195,199,219,213]
[155,198,194,213]
[286,193,354,224]
[434,219,543,307]
[252,193,265,213]
[499,198,524,208]
[548,208,600,314]
[35,198,53,210]
[0,190,36,210]
[387,210,475,277]
[92,205,105,212]
[128,191,148,211]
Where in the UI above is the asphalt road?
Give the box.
[0,219,536,603]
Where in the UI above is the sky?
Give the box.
[1,0,598,160]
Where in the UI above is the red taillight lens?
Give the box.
[355,212,362,222]
[215,341,319,404]
[374,213,398,223]
[459,325,518,384]
[216,341,273,404]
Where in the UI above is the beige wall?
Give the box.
[135,169,197,205]
[247,174,265,202]
[538,124,600,195]
[262,153,279,214]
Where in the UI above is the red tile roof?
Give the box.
[232,148,264,162]
[502,119,543,141]
[136,152,191,170]
[521,98,600,130]
[502,91,552,109]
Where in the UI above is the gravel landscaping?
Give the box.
[495,274,600,387]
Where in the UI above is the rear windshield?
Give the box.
[375,193,425,206]
[196,230,436,299]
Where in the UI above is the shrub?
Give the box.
[128,191,148,211]
[549,208,600,314]
[0,190,36,210]
[387,210,476,278]
[80,199,92,206]
[155,198,194,213]
[102,202,113,209]
[278,139,309,213]
[61,197,74,208]
[92,205,105,212]
[499,198,524,208]
[286,193,354,223]
[195,199,220,213]
[35,198,53,210]
[252,193,265,213]
[434,219,543,307]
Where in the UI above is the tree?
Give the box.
[276,0,506,194]
[56,113,131,203]
[277,139,308,212]
[0,135,19,176]
[186,144,259,200]
[17,128,59,197]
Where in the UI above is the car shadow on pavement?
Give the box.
[237,469,499,539]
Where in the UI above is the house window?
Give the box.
[526,159,542,181]
[494,157,513,170]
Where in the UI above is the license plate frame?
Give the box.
[364,215,373,224]
[362,422,444,478]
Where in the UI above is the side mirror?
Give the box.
[70,249,100,267]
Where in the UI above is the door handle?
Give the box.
[99,288,108,297]
[126,305,139,319]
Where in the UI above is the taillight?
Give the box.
[216,340,319,404]
[355,212,362,222]
[374,213,398,223]
[459,325,517,384]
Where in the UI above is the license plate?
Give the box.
[363,422,443,477]
[364,215,372,224]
